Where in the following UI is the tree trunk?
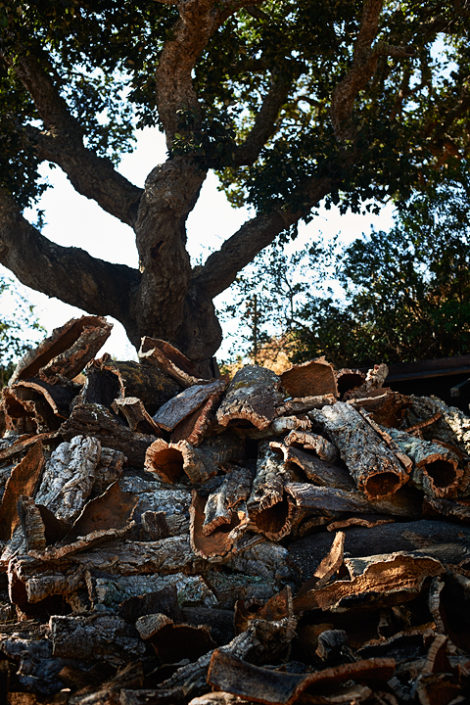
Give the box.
[129,156,223,375]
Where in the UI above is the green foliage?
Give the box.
[0,0,469,219]
[223,167,470,368]
[0,276,44,386]
[296,168,470,366]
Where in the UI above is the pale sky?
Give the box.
[2,126,395,362]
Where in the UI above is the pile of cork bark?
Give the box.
[1,315,470,705]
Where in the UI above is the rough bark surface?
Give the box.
[313,402,411,499]
[1,325,470,704]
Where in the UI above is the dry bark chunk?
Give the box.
[83,358,181,415]
[247,442,293,541]
[35,436,101,523]
[112,396,162,435]
[49,613,144,662]
[11,315,112,384]
[153,379,226,432]
[145,433,242,485]
[217,366,283,430]
[0,441,44,541]
[60,403,155,466]
[281,357,338,399]
[388,427,464,498]
[313,402,410,499]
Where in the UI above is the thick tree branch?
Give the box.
[230,68,298,167]
[192,176,332,298]
[10,53,142,226]
[155,0,264,145]
[330,0,412,142]
[0,186,139,328]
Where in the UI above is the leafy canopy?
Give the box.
[1,0,469,219]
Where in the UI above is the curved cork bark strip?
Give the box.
[275,443,354,491]
[203,466,252,535]
[170,391,220,446]
[1,386,47,435]
[388,427,464,498]
[348,389,410,428]
[145,433,242,485]
[207,650,394,705]
[11,378,79,420]
[190,491,242,560]
[83,358,181,415]
[284,429,337,463]
[112,396,163,435]
[276,393,336,416]
[313,402,410,499]
[245,415,311,441]
[288,519,470,584]
[153,379,226,432]
[285,482,420,522]
[247,442,294,541]
[280,357,338,399]
[217,366,283,430]
[293,552,444,613]
[0,441,44,541]
[11,315,112,384]
[343,363,389,401]
[139,336,208,387]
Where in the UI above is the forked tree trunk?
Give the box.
[129,156,223,376]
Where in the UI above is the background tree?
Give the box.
[228,167,470,369]
[0,277,44,386]
[0,0,469,374]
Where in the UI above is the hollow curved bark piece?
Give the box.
[276,444,354,491]
[280,358,338,399]
[247,442,294,541]
[83,358,181,416]
[1,386,49,435]
[145,433,242,485]
[284,429,338,463]
[336,368,366,398]
[10,378,79,421]
[203,466,253,535]
[190,491,243,560]
[10,316,112,385]
[217,366,283,430]
[388,427,464,498]
[312,402,411,499]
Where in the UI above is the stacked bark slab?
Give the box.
[1,321,470,704]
